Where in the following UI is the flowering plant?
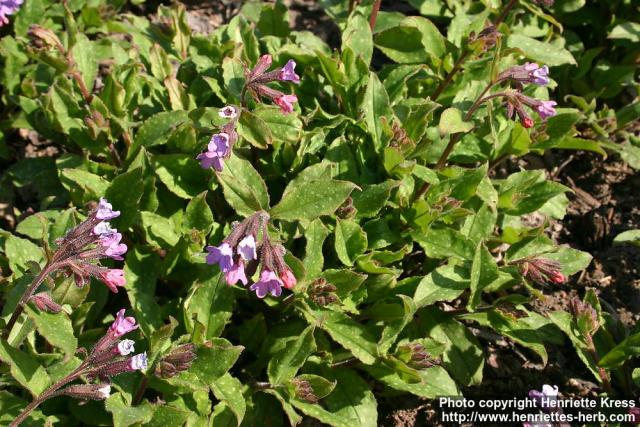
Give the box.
[0,0,638,425]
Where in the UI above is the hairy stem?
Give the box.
[369,0,382,31]
[69,71,93,105]
[2,263,57,339]
[494,0,519,27]
[10,364,86,427]
[584,333,613,395]
[431,51,469,102]
[132,374,149,405]
[414,83,504,200]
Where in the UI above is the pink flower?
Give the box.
[117,339,135,356]
[0,0,23,27]
[206,243,234,272]
[100,269,126,293]
[197,133,230,171]
[279,60,300,83]
[100,232,127,260]
[219,105,238,119]
[274,94,298,114]
[225,260,248,286]
[129,352,148,371]
[109,309,138,337]
[280,268,296,289]
[93,221,116,236]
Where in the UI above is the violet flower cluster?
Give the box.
[206,211,297,298]
[245,55,300,114]
[499,62,557,128]
[0,0,22,26]
[50,198,128,294]
[197,105,239,172]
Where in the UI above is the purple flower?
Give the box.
[529,384,558,410]
[225,260,248,286]
[237,235,257,261]
[100,232,127,260]
[110,309,138,337]
[129,352,148,371]
[93,221,116,236]
[97,385,111,399]
[206,243,234,272]
[0,0,23,26]
[219,105,238,119]
[96,198,121,220]
[197,132,230,172]
[274,94,298,114]
[530,64,550,86]
[279,60,300,83]
[250,269,283,298]
[117,339,135,356]
[534,100,557,119]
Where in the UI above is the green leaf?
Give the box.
[365,364,459,397]
[105,393,154,427]
[254,106,303,145]
[237,110,272,149]
[422,308,484,386]
[71,34,97,92]
[0,340,50,396]
[498,170,570,215]
[439,107,474,136]
[59,169,109,204]
[413,263,470,307]
[599,332,640,369]
[352,181,398,218]
[342,12,373,65]
[270,176,357,222]
[614,229,640,246]
[292,369,378,427]
[124,248,163,336]
[268,325,317,385]
[308,309,377,365]
[153,154,209,199]
[543,247,592,276]
[4,235,44,277]
[217,155,270,216]
[139,211,180,248]
[467,242,499,311]
[374,16,445,64]
[211,373,246,425]
[183,272,235,339]
[609,22,640,42]
[506,34,576,66]
[536,137,606,156]
[183,191,215,235]
[361,72,392,150]
[303,219,330,278]
[257,1,290,37]
[130,111,188,154]
[411,228,475,260]
[377,295,417,355]
[25,306,77,356]
[105,168,144,229]
[188,338,243,385]
[334,219,368,266]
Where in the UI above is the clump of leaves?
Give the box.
[0,0,638,426]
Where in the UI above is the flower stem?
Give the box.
[494,0,519,27]
[369,0,382,31]
[2,263,57,340]
[431,51,469,102]
[132,374,149,405]
[413,82,503,201]
[584,333,613,395]
[10,364,86,427]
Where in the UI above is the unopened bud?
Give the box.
[336,197,356,219]
[468,25,500,52]
[31,292,62,313]
[291,378,318,403]
[155,344,197,378]
[28,25,64,51]
[62,383,111,401]
[568,297,599,335]
[308,278,339,307]
[396,342,440,369]
[518,258,566,286]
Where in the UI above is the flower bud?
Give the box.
[30,292,62,313]
[308,278,340,307]
[27,25,64,51]
[155,344,197,378]
[62,383,111,401]
[335,197,356,219]
[291,378,318,403]
[568,297,599,335]
[396,342,440,369]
